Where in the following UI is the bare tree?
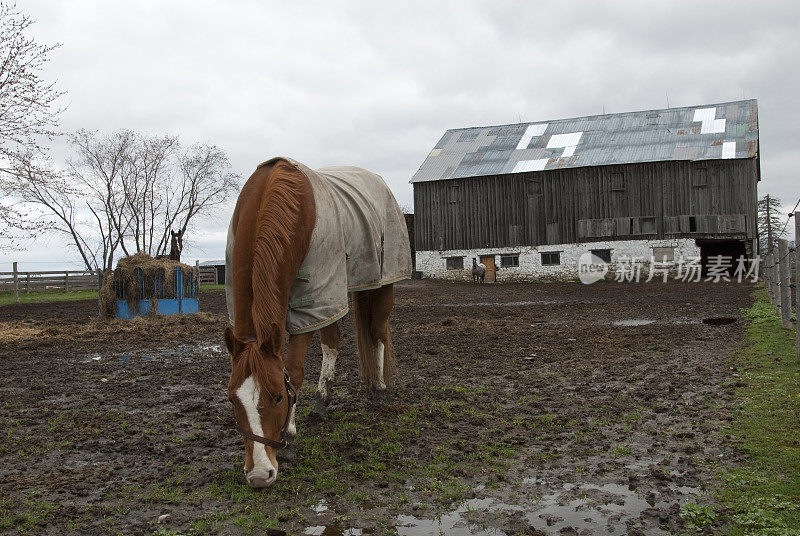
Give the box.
[156,142,239,255]
[7,156,109,269]
[9,130,240,269]
[0,1,66,245]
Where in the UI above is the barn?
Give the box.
[411,100,760,281]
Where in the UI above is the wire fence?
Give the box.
[762,207,800,361]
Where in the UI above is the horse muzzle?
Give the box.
[246,467,277,488]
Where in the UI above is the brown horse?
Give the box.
[224,157,411,488]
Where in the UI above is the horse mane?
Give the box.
[251,160,315,348]
[231,159,315,394]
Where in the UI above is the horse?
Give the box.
[169,230,183,261]
[155,230,183,261]
[472,258,486,283]
[223,157,412,488]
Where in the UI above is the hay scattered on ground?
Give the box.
[0,312,225,344]
[98,253,195,318]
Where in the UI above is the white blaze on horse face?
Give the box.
[286,402,297,437]
[235,375,277,483]
[317,343,339,402]
[375,340,386,390]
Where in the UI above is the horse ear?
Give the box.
[224,325,243,357]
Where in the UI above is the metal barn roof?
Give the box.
[410,99,758,183]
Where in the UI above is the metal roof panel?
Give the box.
[410,99,759,182]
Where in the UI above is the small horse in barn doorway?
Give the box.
[224,157,412,488]
[472,258,486,283]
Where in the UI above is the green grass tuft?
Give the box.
[715,288,800,535]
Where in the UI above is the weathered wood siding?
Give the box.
[413,158,759,251]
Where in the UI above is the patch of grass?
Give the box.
[4,492,61,534]
[611,446,631,457]
[200,284,225,292]
[0,289,97,306]
[715,288,800,535]
[681,502,716,532]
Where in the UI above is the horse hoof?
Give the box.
[309,398,329,422]
[370,387,388,405]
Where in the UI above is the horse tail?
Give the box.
[352,290,377,388]
[382,322,396,389]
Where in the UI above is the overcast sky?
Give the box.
[6,0,799,270]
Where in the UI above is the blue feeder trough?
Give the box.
[110,266,199,319]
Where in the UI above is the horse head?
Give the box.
[224,325,295,488]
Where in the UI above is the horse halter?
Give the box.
[232,370,297,450]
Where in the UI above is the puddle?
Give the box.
[303,480,701,536]
[526,482,672,535]
[304,526,362,536]
[397,498,515,536]
[613,319,655,326]
[702,317,737,325]
[81,342,225,364]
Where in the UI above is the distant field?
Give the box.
[0,289,97,307]
[0,284,221,306]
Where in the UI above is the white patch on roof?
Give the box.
[721,141,736,159]
[515,123,548,150]
[513,159,549,173]
[694,107,726,134]
[429,149,442,157]
[693,108,716,123]
[547,132,583,148]
[561,145,576,157]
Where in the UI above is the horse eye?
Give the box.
[275,394,284,404]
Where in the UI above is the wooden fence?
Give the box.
[762,210,800,360]
[199,266,219,285]
[1,260,208,304]
[0,263,101,299]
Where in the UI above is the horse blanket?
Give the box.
[226,157,412,335]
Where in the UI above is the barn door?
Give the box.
[480,255,496,283]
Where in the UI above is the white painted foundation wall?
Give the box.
[416,239,702,282]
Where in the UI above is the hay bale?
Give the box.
[98,253,195,318]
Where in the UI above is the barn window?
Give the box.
[611,172,626,191]
[541,252,561,266]
[692,164,708,187]
[445,256,464,270]
[652,247,675,262]
[501,254,520,268]
[640,217,657,234]
[591,249,612,263]
[448,185,460,203]
[689,216,698,232]
[646,113,660,126]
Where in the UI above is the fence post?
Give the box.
[764,251,775,305]
[12,262,19,304]
[795,211,800,361]
[773,245,781,308]
[64,272,70,292]
[25,272,30,294]
[764,252,771,297]
[779,239,792,329]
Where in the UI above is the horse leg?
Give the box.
[284,331,314,435]
[368,284,395,397]
[312,322,340,420]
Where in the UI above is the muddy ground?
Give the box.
[0,279,753,535]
